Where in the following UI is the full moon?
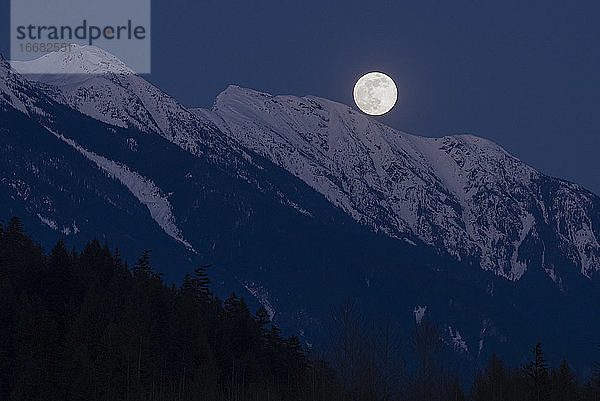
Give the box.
[353,72,397,115]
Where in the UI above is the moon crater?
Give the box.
[353,72,397,115]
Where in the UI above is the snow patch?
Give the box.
[414,305,427,324]
[448,326,468,353]
[508,213,535,281]
[37,213,57,230]
[243,281,275,320]
[126,137,138,152]
[404,238,417,246]
[45,127,195,252]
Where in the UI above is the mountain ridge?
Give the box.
[193,85,600,281]
[8,49,600,283]
[4,47,600,375]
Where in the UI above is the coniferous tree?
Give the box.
[193,264,211,297]
[411,319,443,400]
[254,305,270,328]
[472,353,509,401]
[5,216,24,241]
[4,218,600,401]
[550,359,578,401]
[181,272,195,294]
[132,249,153,279]
[445,375,467,401]
[524,342,549,401]
[254,305,271,346]
[46,239,74,318]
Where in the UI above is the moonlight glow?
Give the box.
[353,72,397,115]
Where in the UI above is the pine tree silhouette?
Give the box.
[132,249,153,279]
[524,342,549,401]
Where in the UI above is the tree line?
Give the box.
[1,216,600,400]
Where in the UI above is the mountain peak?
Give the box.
[214,85,273,109]
[11,45,134,78]
[198,86,600,281]
[222,84,270,95]
[214,84,347,111]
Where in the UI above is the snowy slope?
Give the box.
[11,45,134,76]
[0,54,50,116]
[8,47,600,282]
[1,53,197,256]
[11,46,246,166]
[5,47,600,374]
[45,126,195,252]
[194,86,600,281]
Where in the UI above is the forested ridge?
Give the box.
[1,216,600,401]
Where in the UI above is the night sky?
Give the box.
[1,0,598,194]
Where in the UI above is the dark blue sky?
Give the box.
[1,0,598,193]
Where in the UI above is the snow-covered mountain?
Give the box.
[4,47,600,374]
[11,45,247,167]
[11,47,600,283]
[194,86,600,281]
[11,45,134,76]
[0,54,53,116]
[4,50,437,358]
